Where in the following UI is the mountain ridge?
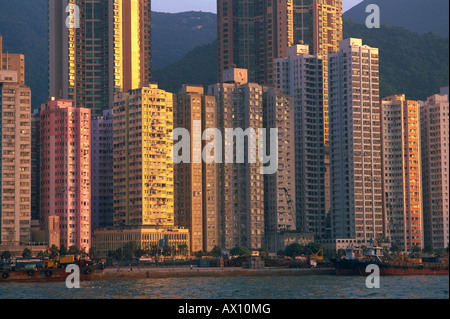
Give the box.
[344,0,449,38]
[0,1,448,106]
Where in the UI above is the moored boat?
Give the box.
[333,246,449,276]
[0,256,104,283]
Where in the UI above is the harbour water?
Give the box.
[0,275,448,299]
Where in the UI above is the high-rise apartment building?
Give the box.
[31,109,41,222]
[92,85,190,258]
[40,99,91,251]
[293,0,343,146]
[0,36,25,85]
[174,85,219,253]
[217,0,342,145]
[381,95,423,252]
[112,85,174,228]
[263,87,296,252]
[217,0,294,86]
[328,38,383,246]
[91,109,114,230]
[274,44,326,239]
[48,0,152,116]
[0,70,32,245]
[420,94,449,252]
[208,69,265,250]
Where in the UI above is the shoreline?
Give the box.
[97,267,337,281]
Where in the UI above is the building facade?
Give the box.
[274,44,326,239]
[293,0,343,146]
[208,69,265,251]
[328,38,383,246]
[31,109,41,222]
[48,0,152,116]
[381,95,423,252]
[420,93,449,251]
[91,109,114,230]
[0,70,32,246]
[113,85,174,228]
[0,36,25,85]
[174,85,219,254]
[263,87,296,253]
[40,99,91,251]
[217,0,342,146]
[92,84,190,257]
[217,0,294,86]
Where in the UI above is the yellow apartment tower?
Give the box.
[92,84,190,258]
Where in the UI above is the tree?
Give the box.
[68,245,79,255]
[79,247,88,257]
[59,244,67,256]
[147,245,159,259]
[209,246,222,258]
[1,251,12,261]
[230,246,251,257]
[162,246,172,258]
[89,247,98,259]
[177,244,189,257]
[195,250,205,259]
[22,248,32,259]
[283,243,305,258]
[37,250,48,259]
[123,241,140,260]
[48,245,59,259]
[113,248,124,261]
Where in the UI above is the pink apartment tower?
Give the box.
[40,99,91,252]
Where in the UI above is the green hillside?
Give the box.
[152,40,218,94]
[0,3,448,105]
[0,3,216,107]
[343,17,449,100]
[344,0,449,38]
[152,11,217,70]
[155,18,449,100]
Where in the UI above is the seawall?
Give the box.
[99,267,337,281]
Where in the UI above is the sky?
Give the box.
[152,0,364,14]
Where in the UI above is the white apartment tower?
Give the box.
[274,44,327,239]
[328,38,383,246]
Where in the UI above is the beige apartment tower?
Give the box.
[0,36,25,85]
[420,94,449,252]
[0,70,32,246]
[381,95,423,252]
[48,0,152,116]
[208,69,265,251]
[174,85,219,254]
